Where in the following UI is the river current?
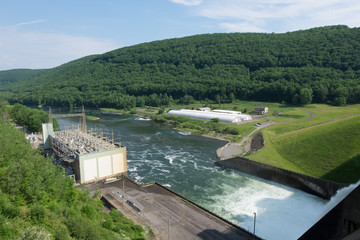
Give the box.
[57,113,335,240]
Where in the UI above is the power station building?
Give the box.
[42,122,127,184]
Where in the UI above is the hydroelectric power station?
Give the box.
[42,107,127,184]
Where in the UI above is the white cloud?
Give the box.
[219,22,267,33]
[179,0,360,32]
[170,0,203,6]
[15,19,46,28]
[0,23,121,70]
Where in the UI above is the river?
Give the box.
[57,113,331,240]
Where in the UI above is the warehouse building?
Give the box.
[255,106,268,114]
[42,123,127,184]
[167,109,252,123]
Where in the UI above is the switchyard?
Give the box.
[42,107,127,184]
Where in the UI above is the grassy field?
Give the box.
[248,104,360,183]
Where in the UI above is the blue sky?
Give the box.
[0,0,359,70]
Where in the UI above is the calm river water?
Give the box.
[57,113,331,240]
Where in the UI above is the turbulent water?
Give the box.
[57,113,342,240]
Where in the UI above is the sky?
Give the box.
[0,0,359,70]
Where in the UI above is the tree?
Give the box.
[299,88,313,105]
[181,94,195,105]
[292,94,299,105]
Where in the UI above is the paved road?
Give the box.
[217,109,315,159]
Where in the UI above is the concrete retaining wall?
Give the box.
[215,156,347,199]
[299,184,360,240]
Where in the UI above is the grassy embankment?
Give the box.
[248,104,360,183]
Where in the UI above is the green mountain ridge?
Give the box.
[1,25,360,108]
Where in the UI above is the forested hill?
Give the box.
[0,69,45,88]
[2,25,360,108]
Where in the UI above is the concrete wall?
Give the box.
[42,123,54,150]
[299,184,360,240]
[79,147,127,184]
[215,157,347,199]
[119,176,263,240]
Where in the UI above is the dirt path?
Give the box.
[279,112,360,135]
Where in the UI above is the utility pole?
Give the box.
[168,218,170,240]
[123,180,125,199]
[49,106,53,124]
[253,212,256,238]
[82,105,86,133]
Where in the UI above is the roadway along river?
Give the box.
[57,113,329,240]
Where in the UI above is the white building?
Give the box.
[168,109,252,123]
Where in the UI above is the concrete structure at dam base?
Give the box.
[215,156,347,199]
[299,183,360,240]
[216,156,360,239]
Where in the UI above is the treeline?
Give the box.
[9,103,59,132]
[0,103,145,239]
[1,25,360,108]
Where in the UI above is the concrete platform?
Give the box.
[81,176,260,240]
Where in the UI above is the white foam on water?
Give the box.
[179,131,191,135]
[158,168,170,173]
[205,177,327,240]
[142,136,151,142]
[164,154,176,165]
[128,166,137,172]
[133,174,144,183]
[163,184,171,188]
[135,117,151,121]
[193,161,199,170]
[198,165,217,173]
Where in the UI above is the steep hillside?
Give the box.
[2,25,360,108]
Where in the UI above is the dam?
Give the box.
[56,112,357,240]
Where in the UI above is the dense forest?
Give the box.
[8,103,60,132]
[1,25,360,109]
[0,69,44,88]
[0,102,145,239]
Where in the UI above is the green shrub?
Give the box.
[30,204,46,223]
[211,118,220,123]
[81,204,97,220]
[0,215,15,239]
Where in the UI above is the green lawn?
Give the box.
[249,113,360,183]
